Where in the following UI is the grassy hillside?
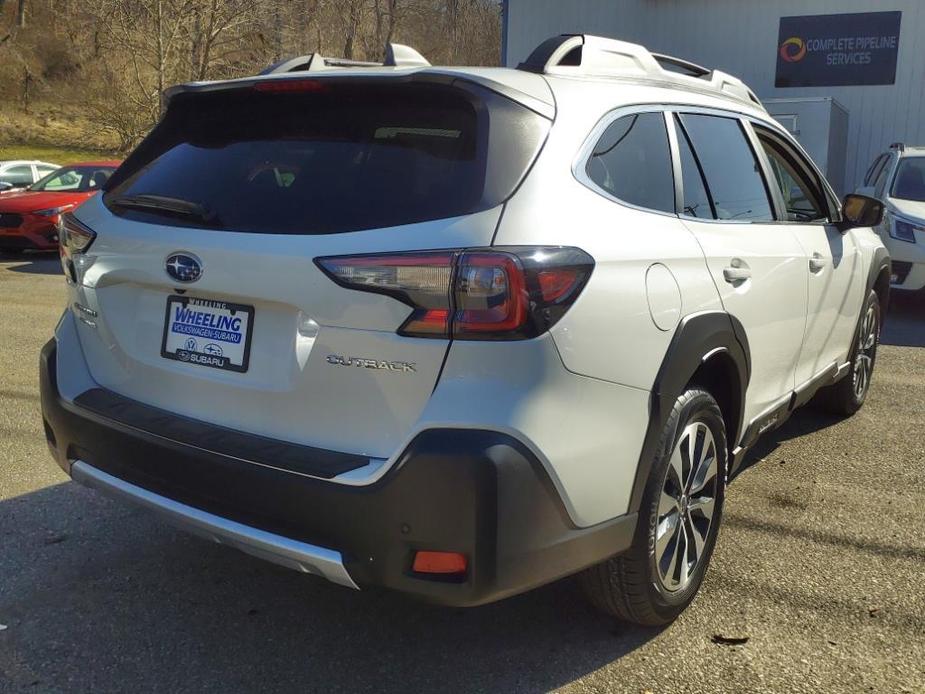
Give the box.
[0,144,117,164]
[0,102,119,164]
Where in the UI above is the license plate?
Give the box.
[161,295,254,372]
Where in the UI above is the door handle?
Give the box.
[723,266,751,283]
[809,252,828,273]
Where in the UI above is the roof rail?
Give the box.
[261,42,430,75]
[517,34,764,111]
[651,53,710,78]
[890,141,905,151]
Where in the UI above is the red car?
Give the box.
[0,160,121,253]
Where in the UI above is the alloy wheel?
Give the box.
[655,421,719,592]
[853,305,878,400]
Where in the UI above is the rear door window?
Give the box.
[585,112,675,213]
[2,165,34,186]
[673,120,713,219]
[105,81,549,234]
[678,114,774,221]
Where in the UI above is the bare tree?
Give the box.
[0,0,501,151]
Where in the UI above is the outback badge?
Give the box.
[326,354,416,373]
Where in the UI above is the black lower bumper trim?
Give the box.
[40,339,636,606]
[73,387,368,479]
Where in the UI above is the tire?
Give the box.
[813,289,881,417]
[580,389,727,625]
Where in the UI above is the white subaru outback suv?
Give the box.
[40,35,890,625]
[858,143,925,292]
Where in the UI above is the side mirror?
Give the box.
[0,182,13,193]
[840,194,884,230]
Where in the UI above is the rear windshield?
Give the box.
[104,80,549,234]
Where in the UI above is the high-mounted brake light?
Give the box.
[315,247,594,340]
[253,79,328,93]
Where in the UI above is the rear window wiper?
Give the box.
[108,194,221,225]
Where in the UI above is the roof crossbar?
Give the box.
[517,34,765,112]
[261,42,430,75]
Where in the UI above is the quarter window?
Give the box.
[586,112,675,213]
[678,114,774,222]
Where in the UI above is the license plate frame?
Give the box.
[160,295,255,373]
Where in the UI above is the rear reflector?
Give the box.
[412,551,468,575]
[315,246,594,340]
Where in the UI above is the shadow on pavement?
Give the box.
[0,481,662,692]
[2,254,61,276]
[882,290,925,348]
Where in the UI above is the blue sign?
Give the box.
[775,12,902,88]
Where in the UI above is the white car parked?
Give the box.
[0,159,60,191]
[40,35,890,625]
[858,143,925,291]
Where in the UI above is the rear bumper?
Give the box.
[40,339,636,606]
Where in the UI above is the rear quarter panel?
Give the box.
[495,79,724,391]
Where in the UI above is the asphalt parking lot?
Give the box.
[1,255,923,694]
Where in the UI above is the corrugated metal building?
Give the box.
[502,0,924,190]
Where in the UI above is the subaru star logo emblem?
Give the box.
[165,253,202,283]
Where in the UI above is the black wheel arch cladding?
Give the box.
[866,245,891,314]
[629,311,750,513]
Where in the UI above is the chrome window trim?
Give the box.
[574,102,844,226]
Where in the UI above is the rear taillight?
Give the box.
[316,247,593,340]
[59,212,97,284]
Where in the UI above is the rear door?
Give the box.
[671,111,807,426]
[69,77,549,459]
